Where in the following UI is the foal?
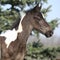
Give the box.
[0,4,53,60]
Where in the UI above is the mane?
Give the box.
[11,11,26,30]
[11,17,20,30]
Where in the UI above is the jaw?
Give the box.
[35,28,53,38]
[38,27,53,37]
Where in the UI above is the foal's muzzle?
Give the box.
[45,31,53,37]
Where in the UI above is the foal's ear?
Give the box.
[34,3,42,12]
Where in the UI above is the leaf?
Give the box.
[43,0,48,3]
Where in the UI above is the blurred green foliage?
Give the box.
[25,40,60,60]
[49,19,59,30]
[0,9,19,31]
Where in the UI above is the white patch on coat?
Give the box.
[0,29,17,47]
[0,11,26,48]
[17,11,26,33]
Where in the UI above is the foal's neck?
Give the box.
[10,13,33,50]
[17,13,33,41]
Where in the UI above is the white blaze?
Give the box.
[0,11,26,48]
[17,11,26,33]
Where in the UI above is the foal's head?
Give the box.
[27,4,53,37]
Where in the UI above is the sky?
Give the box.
[44,0,60,21]
[46,0,60,37]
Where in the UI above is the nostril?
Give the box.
[45,31,53,37]
[49,31,53,36]
[50,31,53,35]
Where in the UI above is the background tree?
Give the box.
[0,0,59,32]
